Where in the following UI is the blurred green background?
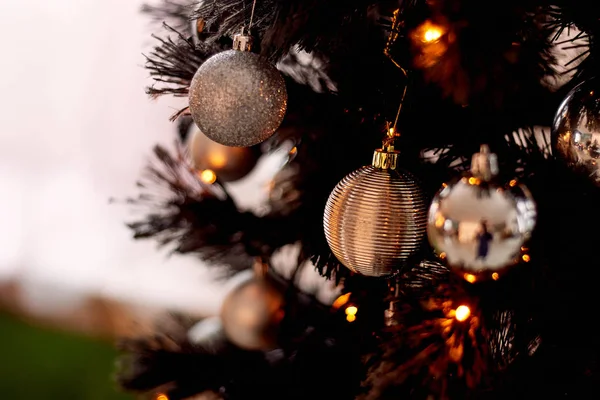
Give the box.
[0,312,133,400]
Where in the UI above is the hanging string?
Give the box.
[249,0,258,30]
[383,8,409,139]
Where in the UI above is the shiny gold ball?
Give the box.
[553,78,600,185]
[323,165,428,277]
[188,129,260,182]
[188,50,288,147]
[220,278,285,351]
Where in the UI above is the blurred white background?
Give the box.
[0,0,240,324]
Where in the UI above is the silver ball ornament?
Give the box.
[324,149,428,277]
[188,49,288,147]
[427,145,537,282]
[188,129,260,182]
[220,276,285,351]
[553,77,600,184]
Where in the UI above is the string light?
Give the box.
[199,169,217,184]
[454,305,471,322]
[345,305,358,323]
[464,273,477,283]
[522,254,531,262]
[156,394,169,400]
[492,272,500,280]
[417,20,445,43]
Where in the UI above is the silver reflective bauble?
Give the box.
[188,49,288,147]
[553,78,600,184]
[427,145,537,282]
[220,277,285,351]
[323,149,428,277]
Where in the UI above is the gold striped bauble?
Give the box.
[323,149,428,277]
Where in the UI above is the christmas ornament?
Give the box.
[427,145,537,282]
[323,130,428,277]
[553,77,600,184]
[188,29,287,147]
[188,129,260,182]
[220,261,285,351]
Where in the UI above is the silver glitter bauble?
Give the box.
[220,277,285,351]
[188,49,288,147]
[427,145,537,282]
[553,78,600,184]
[188,129,260,182]
[323,148,428,277]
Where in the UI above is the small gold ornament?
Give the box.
[323,129,428,277]
[220,262,285,351]
[553,77,600,184]
[188,129,260,182]
[188,29,287,147]
[427,145,537,282]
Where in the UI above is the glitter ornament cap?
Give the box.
[188,30,288,148]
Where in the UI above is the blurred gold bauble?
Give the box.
[189,129,260,182]
[220,276,285,351]
[552,78,600,185]
[323,148,428,277]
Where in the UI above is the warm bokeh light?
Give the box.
[455,305,471,322]
[522,254,531,262]
[345,306,358,316]
[492,272,500,280]
[199,169,217,184]
[509,179,517,187]
[345,305,358,323]
[439,252,447,259]
[420,21,444,43]
[468,177,480,185]
[332,292,351,309]
[157,394,169,400]
[289,146,298,156]
[464,273,477,283]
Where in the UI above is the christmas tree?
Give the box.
[116,1,600,399]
